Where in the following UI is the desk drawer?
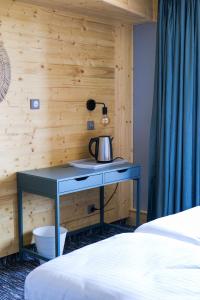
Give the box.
[59,174,103,193]
[104,167,139,184]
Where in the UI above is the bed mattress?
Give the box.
[25,207,200,300]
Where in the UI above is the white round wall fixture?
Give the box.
[0,42,11,102]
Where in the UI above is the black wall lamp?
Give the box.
[86,99,110,125]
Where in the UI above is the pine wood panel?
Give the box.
[114,23,133,219]
[153,0,158,21]
[129,208,147,225]
[19,0,154,24]
[0,0,134,257]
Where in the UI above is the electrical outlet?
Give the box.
[30,99,40,109]
[87,204,96,214]
[87,120,95,130]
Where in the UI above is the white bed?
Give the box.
[25,207,200,300]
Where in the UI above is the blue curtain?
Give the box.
[148,0,200,220]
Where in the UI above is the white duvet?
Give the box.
[25,207,200,300]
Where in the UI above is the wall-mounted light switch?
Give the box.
[87,120,95,130]
[30,99,40,109]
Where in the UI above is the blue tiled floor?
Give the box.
[0,224,131,300]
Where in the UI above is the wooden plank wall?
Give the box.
[115,23,133,219]
[153,0,158,21]
[19,0,154,24]
[0,0,133,257]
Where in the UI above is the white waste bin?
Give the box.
[33,226,67,264]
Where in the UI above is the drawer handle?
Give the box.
[117,169,128,173]
[75,176,89,181]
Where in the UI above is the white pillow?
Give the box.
[136,206,200,245]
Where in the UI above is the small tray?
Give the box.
[69,158,128,169]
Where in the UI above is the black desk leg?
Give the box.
[100,186,105,227]
[17,188,24,261]
[55,195,61,257]
[135,178,141,227]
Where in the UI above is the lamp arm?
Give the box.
[96,102,106,108]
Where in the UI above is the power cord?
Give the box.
[92,157,123,211]
[93,183,119,211]
[113,156,123,161]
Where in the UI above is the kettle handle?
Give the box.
[89,138,98,159]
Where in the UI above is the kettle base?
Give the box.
[97,160,113,164]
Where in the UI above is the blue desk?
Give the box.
[17,162,141,261]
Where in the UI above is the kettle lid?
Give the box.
[99,135,112,138]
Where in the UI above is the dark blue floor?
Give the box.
[0,223,131,300]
